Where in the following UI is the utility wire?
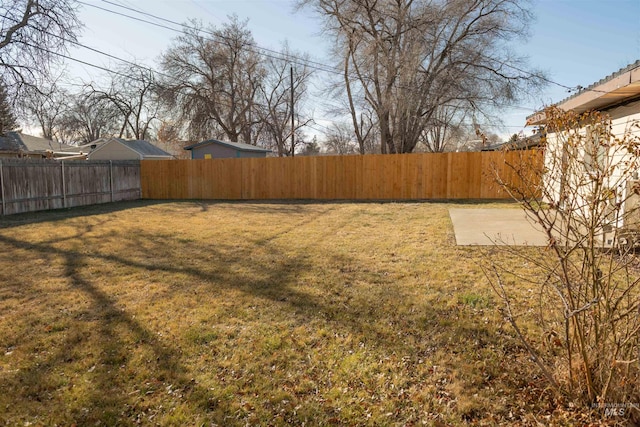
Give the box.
[17,40,139,80]
[99,0,341,74]
[0,12,165,83]
[14,31,508,140]
[18,36,543,133]
[20,16,541,122]
[75,0,616,103]
[76,0,341,75]
[21,39,326,140]
[82,0,621,110]
[93,0,603,95]
[20,1,619,135]
[26,24,168,81]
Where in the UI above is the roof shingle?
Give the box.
[184,139,271,153]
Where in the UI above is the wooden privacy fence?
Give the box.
[141,150,543,201]
[0,159,141,215]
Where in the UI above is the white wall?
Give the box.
[543,100,640,230]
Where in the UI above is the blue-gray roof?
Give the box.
[113,138,172,157]
[0,132,27,151]
[184,139,272,153]
[0,132,76,152]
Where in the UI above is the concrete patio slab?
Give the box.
[449,208,548,246]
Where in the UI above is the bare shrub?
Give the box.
[487,107,640,420]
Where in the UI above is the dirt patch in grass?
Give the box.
[0,200,606,425]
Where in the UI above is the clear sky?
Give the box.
[67,0,640,140]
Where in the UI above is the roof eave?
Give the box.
[526,62,640,126]
[559,66,640,114]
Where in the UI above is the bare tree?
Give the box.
[299,137,321,156]
[156,120,181,143]
[420,104,469,152]
[257,43,314,156]
[323,122,356,154]
[0,0,81,95]
[351,108,378,154]
[19,78,68,140]
[321,49,378,154]
[159,16,265,143]
[155,120,190,159]
[299,0,544,154]
[87,64,159,140]
[57,91,119,144]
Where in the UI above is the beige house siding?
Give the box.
[89,140,142,161]
[543,100,640,230]
[527,62,640,242]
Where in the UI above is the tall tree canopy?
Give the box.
[57,91,120,144]
[160,17,265,143]
[257,43,313,156]
[159,17,314,152]
[0,0,81,94]
[87,64,160,140]
[299,0,544,153]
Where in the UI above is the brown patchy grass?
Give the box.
[0,200,604,426]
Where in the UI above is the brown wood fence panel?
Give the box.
[140,150,543,201]
[0,159,141,215]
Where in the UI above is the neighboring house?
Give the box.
[482,132,543,152]
[184,139,272,159]
[87,138,172,160]
[526,60,640,234]
[0,132,79,158]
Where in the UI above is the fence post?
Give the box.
[109,160,114,202]
[0,160,4,216]
[61,161,66,208]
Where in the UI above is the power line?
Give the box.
[17,40,139,81]
[473,51,612,95]
[18,40,535,140]
[0,12,165,83]
[24,24,168,81]
[21,41,319,141]
[19,1,615,138]
[76,0,341,76]
[16,36,546,133]
[100,0,342,74]
[81,0,610,99]
[478,53,574,92]
[37,30,556,121]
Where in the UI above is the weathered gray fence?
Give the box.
[0,159,141,215]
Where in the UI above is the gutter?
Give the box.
[526,61,640,126]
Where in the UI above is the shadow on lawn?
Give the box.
[0,212,329,424]
[0,244,212,424]
[0,205,510,424]
[0,200,167,229]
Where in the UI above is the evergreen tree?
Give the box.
[0,83,18,135]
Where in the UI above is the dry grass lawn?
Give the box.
[0,200,603,425]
